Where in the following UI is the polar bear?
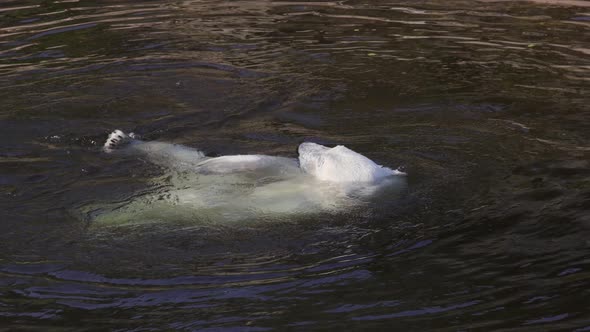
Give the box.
[104,130,403,182]
[90,130,405,224]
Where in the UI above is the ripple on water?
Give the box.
[1,0,590,330]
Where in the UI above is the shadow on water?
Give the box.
[1,0,589,330]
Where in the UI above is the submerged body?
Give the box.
[88,130,406,224]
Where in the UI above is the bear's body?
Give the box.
[91,130,405,224]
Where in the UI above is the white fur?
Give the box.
[298,142,404,183]
[195,155,300,175]
[90,130,406,224]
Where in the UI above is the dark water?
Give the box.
[1,0,590,330]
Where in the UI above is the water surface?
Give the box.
[1,0,589,330]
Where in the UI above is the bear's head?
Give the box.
[298,142,399,183]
